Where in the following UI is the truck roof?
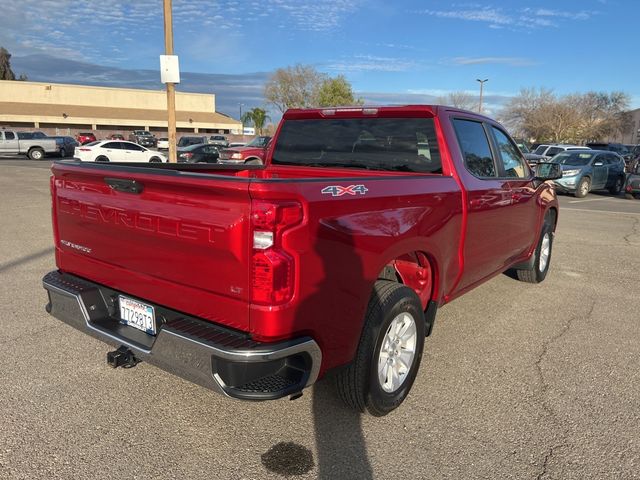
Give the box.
[282,105,494,121]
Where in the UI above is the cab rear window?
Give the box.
[271,117,442,174]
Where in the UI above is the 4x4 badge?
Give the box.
[321,185,368,197]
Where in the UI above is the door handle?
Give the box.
[105,177,144,194]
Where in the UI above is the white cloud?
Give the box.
[415,5,597,30]
[325,55,424,73]
[451,56,537,67]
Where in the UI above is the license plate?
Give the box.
[118,295,156,335]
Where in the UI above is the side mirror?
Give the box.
[534,162,562,181]
[594,161,604,166]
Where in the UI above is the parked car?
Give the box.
[108,134,125,140]
[624,162,640,199]
[177,143,220,163]
[208,135,229,147]
[516,143,547,166]
[76,132,97,145]
[229,142,247,148]
[157,137,169,150]
[74,140,166,163]
[128,130,157,148]
[0,129,61,159]
[218,136,272,164]
[533,144,589,159]
[50,136,79,158]
[177,136,208,147]
[551,150,626,197]
[586,142,630,157]
[43,105,562,415]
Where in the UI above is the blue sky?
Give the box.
[2,0,639,118]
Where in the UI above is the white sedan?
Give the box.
[74,141,167,163]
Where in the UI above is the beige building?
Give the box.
[0,80,241,137]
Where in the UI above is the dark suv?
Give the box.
[128,130,157,148]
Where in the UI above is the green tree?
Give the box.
[265,64,326,113]
[0,46,17,80]
[241,107,270,135]
[316,75,362,107]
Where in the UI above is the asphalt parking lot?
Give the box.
[1,158,639,480]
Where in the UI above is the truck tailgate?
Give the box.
[51,163,251,331]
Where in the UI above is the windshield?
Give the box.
[271,117,442,173]
[246,136,271,147]
[552,152,594,166]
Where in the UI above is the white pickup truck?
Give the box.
[0,129,61,160]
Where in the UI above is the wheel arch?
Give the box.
[375,250,439,311]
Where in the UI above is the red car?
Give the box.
[43,106,561,415]
[75,132,96,145]
[218,135,271,164]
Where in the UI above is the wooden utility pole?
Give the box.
[163,0,177,163]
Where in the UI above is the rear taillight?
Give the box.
[250,200,303,305]
[79,148,91,151]
[180,152,193,159]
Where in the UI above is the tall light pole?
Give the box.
[163,0,177,163]
[476,78,488,113]
[239,103,245,133]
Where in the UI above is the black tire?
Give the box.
[609,176,624,195]
[95,156,109,162]
[516,221,554,283]
[336,280,426,416]
[28,148,45,160]
[59,148,66,158]
[574,177,590,198]
[149,157,162,163]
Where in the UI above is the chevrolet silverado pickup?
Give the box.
[43,106,562,415]
[0,129,60,159]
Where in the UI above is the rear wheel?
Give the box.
[609,176,624,195]
[28,148,45,160]
[575,177,590,198]
[150,157,162,163]
[95,156,109,162]
[516,221,554,284]
[59,148,66,158]
[336,280,426,416]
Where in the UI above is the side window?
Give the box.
[103,142,120,149]
[452,119,496,178]
[491,127,528,178]
[5,131,15,140]
[123,142,143,151]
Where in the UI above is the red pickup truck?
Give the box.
[43,106,561,415]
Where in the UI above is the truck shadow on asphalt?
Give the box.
[0,247,54,274]
[261,217,374,479]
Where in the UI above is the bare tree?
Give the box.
[498,88,630,144]
[437,91,477,111]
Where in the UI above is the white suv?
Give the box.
[533,144,590,159]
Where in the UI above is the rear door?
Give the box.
[101,141,122,161]
[52,163,252,329]
[450,117,517,290]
